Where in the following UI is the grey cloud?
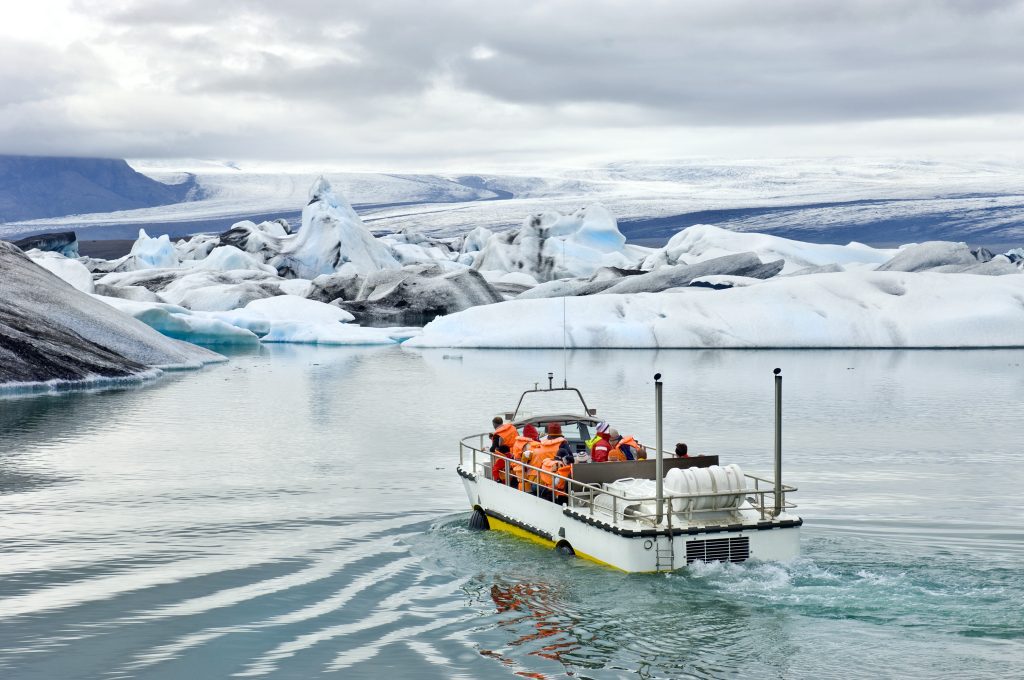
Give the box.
[89,0,1024,124]
[3,0,1024,162]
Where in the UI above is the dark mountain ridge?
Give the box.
[0,155,200,223]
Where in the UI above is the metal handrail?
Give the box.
[459,434,798,525]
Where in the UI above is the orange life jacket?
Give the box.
[620,435,641,450]
[510,435,536,490]
[529,437,565,464]
[511,436,534,460]
[524,437,565,487]
[554,464,572,496]
[494,422,518,450]
[614,436,638,462]
[539,458,559,488]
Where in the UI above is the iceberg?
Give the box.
[94,296,260,345]
[272,177,399,279]
[644,224,896,274]
[336,264,504,326]
[129,229,181,269]
[407,271,1024,349]
[260,321,397,345]
[471,204,639,282]
[27,250,95,293]
[181,245,278,273]
[243,295,355,324]
[598,253,784,295]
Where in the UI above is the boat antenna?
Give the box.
[562,238,568,388]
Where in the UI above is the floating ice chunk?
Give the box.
[175,233,220,261]
[129,229,181,269]
[182,245,278,273]
[407,271,1024,349]
[27,250,95,293]
[277,278,312,297]
[648,224,896,274]
[878,241,983,273]
[261,321,396,345]
[243,295,355,324]
[599,253,783,295]
[94,296,260,345]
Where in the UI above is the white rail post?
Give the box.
[655,372,664,524]
[773,367,783,517]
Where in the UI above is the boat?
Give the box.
[457,370,801,572]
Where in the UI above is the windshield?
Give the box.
[512,388,591,420]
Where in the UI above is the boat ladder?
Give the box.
[654,503,676,572]
[654,533,675,572]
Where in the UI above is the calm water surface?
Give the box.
[1,346,1022,679]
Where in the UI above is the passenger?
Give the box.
[524,422,573,494]
[675,442,689,458]
[616,432,644,461]
[590,421,613,463]
[489,417,504,453]
[493,418,519,452]
[511,424,540,489]
[607,429,628,462]
[491,444,512,484]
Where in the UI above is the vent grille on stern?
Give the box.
[686,536,750,564]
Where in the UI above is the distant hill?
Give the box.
[0,155,199,223]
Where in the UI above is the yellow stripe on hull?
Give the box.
[486,515,635,572]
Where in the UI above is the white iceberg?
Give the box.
[181,245,278,273]
[129,229,181,269]
[273,176,400,279]
[407,271,1024,349]
[243,295,355,324]
[471,204,640,281]
[645,224,896,274]
[27,250,95,293]
[260,321,397,345]
[94,296,260,345]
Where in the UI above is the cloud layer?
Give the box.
[1,0,1022,166]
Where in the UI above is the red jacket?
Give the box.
[591,433,612,463]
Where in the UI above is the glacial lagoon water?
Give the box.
[1,346,1022,679]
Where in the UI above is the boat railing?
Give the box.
[459,434,797,525]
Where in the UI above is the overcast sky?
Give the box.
[0,0,1022,169]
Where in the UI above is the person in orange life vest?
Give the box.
[491,417,518,452]
[608,429,643,461]
[590,421,613,463]
[491,443,512,484]
[607,429,627,462]
[489,417,503,451]
[524,422,573,495]
[511,423,540,489]
[675,442,689,458]
[537,442,575,502]
[488,417,517,483]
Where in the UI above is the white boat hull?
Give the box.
[459,465,801,572]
